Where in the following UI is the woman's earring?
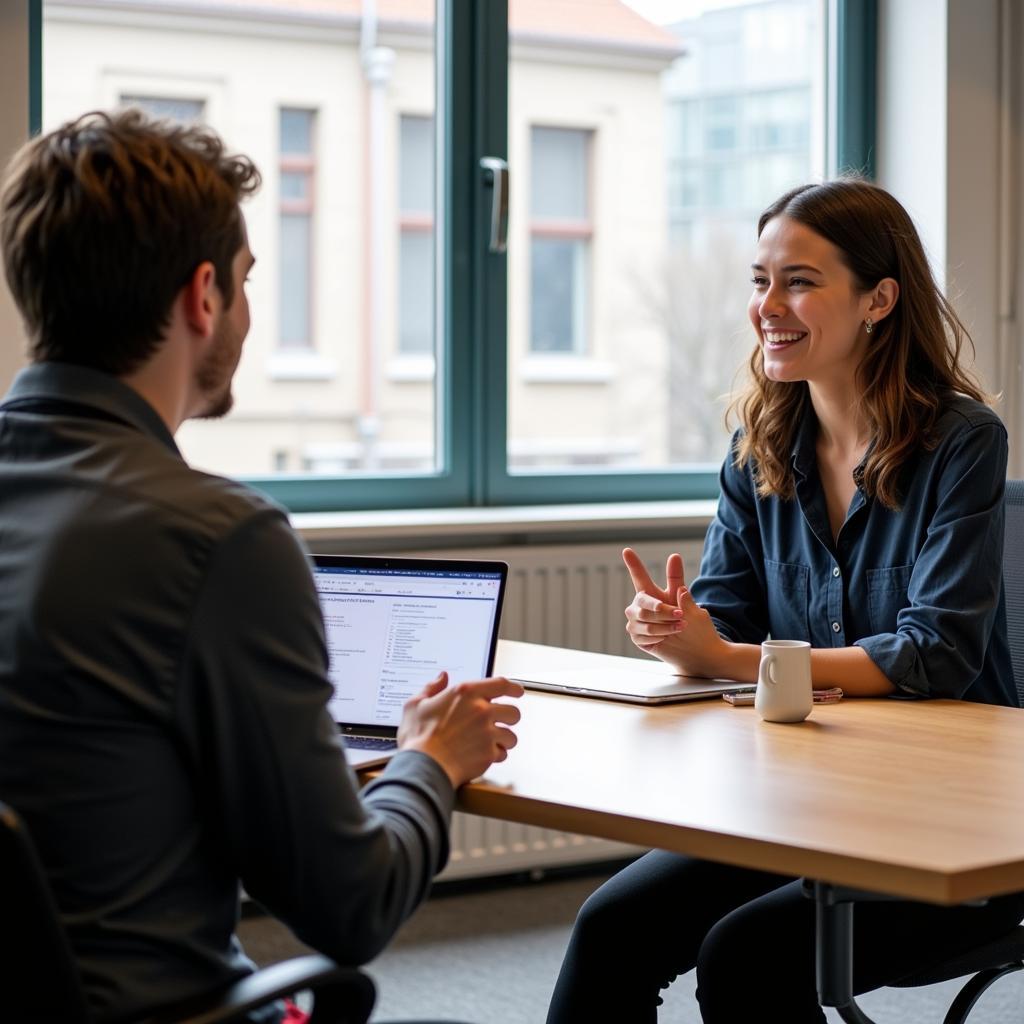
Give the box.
[865,317,874,335]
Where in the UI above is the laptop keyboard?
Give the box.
[345,736,398,751]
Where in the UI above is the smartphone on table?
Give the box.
[723,687,843,706]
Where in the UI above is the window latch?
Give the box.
[480,157,509,254]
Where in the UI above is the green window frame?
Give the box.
[26,0,876,512]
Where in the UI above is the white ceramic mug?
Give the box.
[755,639,812,723]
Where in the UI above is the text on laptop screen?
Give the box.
[315,567,504,726]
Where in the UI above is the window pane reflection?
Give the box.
[508,0,825,472]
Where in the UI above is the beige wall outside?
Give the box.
[0,3,31,393]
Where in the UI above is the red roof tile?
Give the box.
[61,0,681,53]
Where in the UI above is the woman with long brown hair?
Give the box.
[546,179,1023,1023]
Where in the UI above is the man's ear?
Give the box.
[181,261,218,341]
[867,277,899,325]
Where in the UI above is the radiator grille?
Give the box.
[499,540,706,656]
[398,540,706,880]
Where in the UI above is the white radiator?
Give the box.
[498,540,706,657]
[396,539,707,881]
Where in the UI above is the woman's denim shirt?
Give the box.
[692,394,1017,706]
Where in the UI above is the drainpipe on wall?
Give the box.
[359,1,395,471]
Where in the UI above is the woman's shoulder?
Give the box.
[934,393,1007,438]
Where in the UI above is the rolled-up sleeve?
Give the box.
[855,422,1007,698]
[692,436,771,645]
[176,510,454,965]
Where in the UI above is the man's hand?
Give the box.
[397,673,524,788]
[622,548,729,677]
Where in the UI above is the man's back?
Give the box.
[0,362,287,1016]
[0,363,457,1021]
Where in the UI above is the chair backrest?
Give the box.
[0,802,92,1022]
[1004,480,1024,706]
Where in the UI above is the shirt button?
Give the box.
[832,621,841,633]
[832,566,840,578]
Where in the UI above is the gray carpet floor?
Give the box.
[238,868,1024,1023]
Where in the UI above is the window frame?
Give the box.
[29,0,876,512]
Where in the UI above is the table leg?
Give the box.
[804,880,999,1024]
[805,880,882,1024]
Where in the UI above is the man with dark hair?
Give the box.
[0,110,522,1022]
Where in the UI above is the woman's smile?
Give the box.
[761,327,808,350]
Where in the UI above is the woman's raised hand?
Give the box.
[622,548,685,652]
[622,548,729,677]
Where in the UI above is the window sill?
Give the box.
[267,350,337,381]
[386,354,435,382]
[291,498,717,548]
[508,436,641,466]
[519,356,615,384]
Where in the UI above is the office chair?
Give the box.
[885,478,1024,1023]
[0,801,376,1024]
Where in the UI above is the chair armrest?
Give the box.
[143,954,376,1024]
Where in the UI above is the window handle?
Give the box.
[480,157,509,254]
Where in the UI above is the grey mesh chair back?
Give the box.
[1004,479,1024,705]
[889,480,1024,1023]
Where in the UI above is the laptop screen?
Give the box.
[312,558,506,729]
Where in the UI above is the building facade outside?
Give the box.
[42,0,681,476]
[660,0,824,462]
[41,0,822,480]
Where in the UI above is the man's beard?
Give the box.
[194,315,240,420]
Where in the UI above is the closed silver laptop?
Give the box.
[513,667,754,705]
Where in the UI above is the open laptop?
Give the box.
[313,554,508,768]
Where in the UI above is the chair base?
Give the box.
[941,963,1024,1024]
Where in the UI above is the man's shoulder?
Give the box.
[171,462,286,535]
[101,435,287,541]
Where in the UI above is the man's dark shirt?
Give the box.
[693,393,1017,707]
[0,363,455,1022]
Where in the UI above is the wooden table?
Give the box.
[464,640,1024,1021]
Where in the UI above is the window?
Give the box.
[34,0,873,509]
[747,88,811,151]
[503,0,826,481]
[705,97,738,152]
[655,1,824,470]
[43,1,440,481]
[529,127,592,355]
[398,115,434,355]
[120,95,204,123]
[278,108,315,350]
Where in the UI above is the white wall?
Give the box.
[0,3,30,393]
[875,0,948,278]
